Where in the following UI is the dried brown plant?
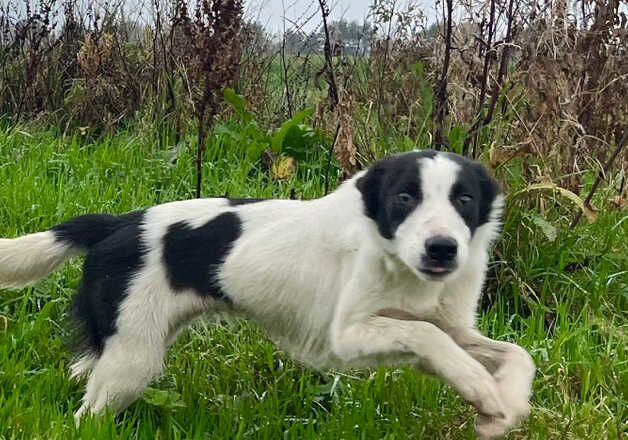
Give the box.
[333,88,358,180]
[515,0,626,191]
[173,0,244,197]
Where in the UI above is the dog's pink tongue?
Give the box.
[431,267,447,273]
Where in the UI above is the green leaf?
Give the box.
[271,108,314,153]
[161,141,187,167]
[530,213,558,242]
[142,387,186,410]
[281,125,309,159]
[449,126,466,155]
[309,375,344,403]
[223,88,251,123]
[246,140,267,161]
[214,123,242,142]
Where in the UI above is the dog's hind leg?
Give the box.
[74,330,167,422]
[69,352,99,380]
[73,276,211,422]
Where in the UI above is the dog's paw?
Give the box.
[494,361,534,422]
[475,413,512,440]
[492,346,534,423]
[74,402,89,426]
[457,364,507,419]
[498,382,531,423]
[474,379,531,439]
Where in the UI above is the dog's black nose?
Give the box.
[425,236,458,263]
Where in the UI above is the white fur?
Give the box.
[0,231,79,289]
[0,153,534,438]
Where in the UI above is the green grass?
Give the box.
[0,126,626,439]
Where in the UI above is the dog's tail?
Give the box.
[0,213,139,289]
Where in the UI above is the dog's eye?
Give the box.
[458,194,473,205]
[396,193,414,204]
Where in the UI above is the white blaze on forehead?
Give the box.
[418,154,461,201]
[392,154,471,278]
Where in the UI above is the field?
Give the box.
[0,125,626,439]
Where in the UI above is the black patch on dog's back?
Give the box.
[163,212,241,301]
[357,151,435,239]
[228,198,265,206]
[71,211,146,354]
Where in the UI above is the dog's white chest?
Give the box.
[384,276,445,319]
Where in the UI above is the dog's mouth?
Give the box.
[418,262,456,278]
[419,267,453,277]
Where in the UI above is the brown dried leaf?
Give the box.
[333,89,358,180]
[609,195,628,209]
[270,156,296,181]
[609,183,628,210]
[516,182,599,224]
[488,142,531,169]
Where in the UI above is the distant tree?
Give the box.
[426,22,439,40]
[282,29,303,53]
[241,20,272,51]
[330,19,372,46]
[312,19,373,56]
[116,20,146,44]
[280,28,318,54]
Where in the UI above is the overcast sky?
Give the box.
[8,0,441,36]
[246,0,438,34]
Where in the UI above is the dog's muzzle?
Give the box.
[419,235,458,277]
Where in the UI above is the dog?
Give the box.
[0,150,535,438]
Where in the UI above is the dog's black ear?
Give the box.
[357,163,396,238]
[356,165,385,221]
[475,164,502,225]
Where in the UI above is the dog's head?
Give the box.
[356,150,503,280]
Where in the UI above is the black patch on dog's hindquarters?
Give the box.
[71,211,146,354]
[52,211,144,249]
[163,212,241,301]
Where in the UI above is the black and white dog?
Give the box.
[0,150,534,438]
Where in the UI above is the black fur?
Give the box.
[357,150,499,239]
[162,212,241,301]
[356,151,436,239]
[71,211,146,354]
[227,198,265,206]
[52,212,144,249]
[445,153,500,234]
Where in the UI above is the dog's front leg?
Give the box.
[446,327,535,437]
[331,316,508,429]
[375,309,535,437]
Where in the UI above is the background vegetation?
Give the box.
[0,0,626,438]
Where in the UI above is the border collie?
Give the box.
[0,150,534,438]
